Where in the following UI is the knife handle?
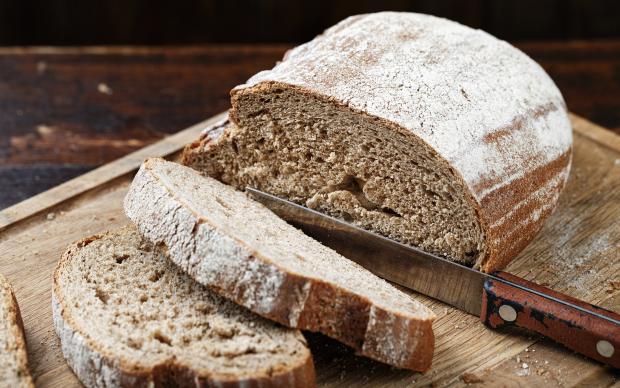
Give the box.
[481,271,620,368]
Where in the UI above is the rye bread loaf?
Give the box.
[0,273,34,388]
[124,158,436,371]
[182,12,573,273]
[52,226,315,387]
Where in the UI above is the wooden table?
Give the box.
[0,43,619,387]
[1,41,620,210]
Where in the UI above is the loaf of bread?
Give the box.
[53,227,315,387]
[124,158,436,371]
[0,273,34,388]
[182,12,573,273]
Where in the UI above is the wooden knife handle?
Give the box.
[481,271,620,368]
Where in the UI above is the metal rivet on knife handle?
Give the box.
[597,340,615,358]
[498,304,517,322]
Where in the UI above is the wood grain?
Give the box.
[1,42,620,210]
[0,113,618,387]
[0,46,288,166]
[0,113,227,231]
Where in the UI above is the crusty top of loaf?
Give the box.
[233,12,572,205]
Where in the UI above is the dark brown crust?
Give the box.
[53,231,317,388]
[0,274,34,387]
[477,150,572,272]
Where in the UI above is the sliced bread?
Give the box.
[0,273,34,388]
[52,226,315,387]
[182,12,573,273]
[124,158,436,371]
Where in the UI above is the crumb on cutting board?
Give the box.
[606,280,620,293]
[461,372,484,384]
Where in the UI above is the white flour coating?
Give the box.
[287,281,313,327]
[558,231,615,293]
[52,292,130,387]
[362,306,425,367]
[490,171,567,229]
[235,12,573,204]
[124,164,288,318]
[200,114,229,141]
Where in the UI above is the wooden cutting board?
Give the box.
[0,112,618,387]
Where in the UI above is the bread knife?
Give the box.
[247,187,620,368]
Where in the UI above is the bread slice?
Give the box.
[182,12,572,273]
[124,158,436,371]
[52,226,315,387]
[0,273,34,388]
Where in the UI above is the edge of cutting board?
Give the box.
[0,111,227,232]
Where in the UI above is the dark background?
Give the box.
[1,0,619,45]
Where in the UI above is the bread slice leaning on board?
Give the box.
[182,11,573,273]
[124,158,436,372]
[0,273,34,388]
[52,226,315,387]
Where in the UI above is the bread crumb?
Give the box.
[516,362,531,377]
[98,83,113,95]
[461,372,484,384]
[606,280,620,293]
[46,212,56,220]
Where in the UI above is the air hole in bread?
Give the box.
[114,253,129,264]
[149,270,164,282]
[153,330,172,346]
[127,338,143,350]
[318,175,403,218]
[95,287,109,304]
[248,109,269,118]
